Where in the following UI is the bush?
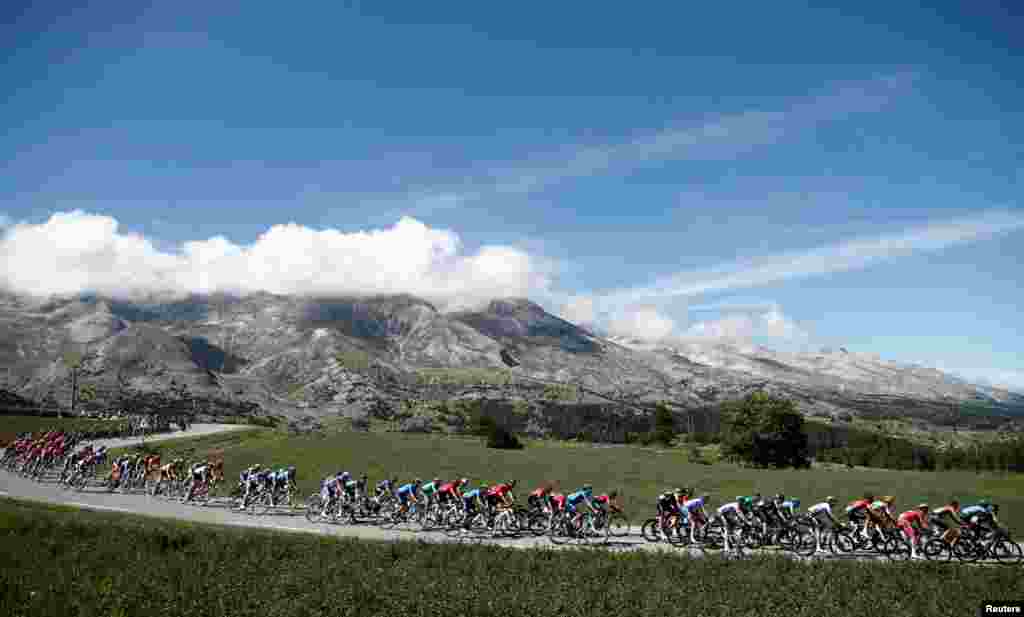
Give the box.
[486,424,523,450]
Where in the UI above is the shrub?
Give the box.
[486,424,523,450]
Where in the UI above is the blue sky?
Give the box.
[1,1,1022,389]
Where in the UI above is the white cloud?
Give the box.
[559,294,597,326]
[680,305,807,343]
[607,305,677,341]
[601,209,1024,306]
[0,211,554,309]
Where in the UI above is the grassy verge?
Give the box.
[2,497,1021,617]
[0,415,131,438]
[114,427,1024,530]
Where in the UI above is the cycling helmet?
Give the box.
[991,504,1000,512]
[774,493,785,503]
[791,499,801,507]
[414,478,422,485]
[459,478,468,485]
[949,500,960,508]
[508,479,516,488]
[826,496,837,504]
[582,484,593,492]
[916,503,929,511]
[882,495,895,504]
[433,477,440,485]
[335,470,344,477]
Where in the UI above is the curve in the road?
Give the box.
[1,427,1019,565]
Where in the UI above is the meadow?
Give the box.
[2,497,1021,617]
[0,415,132,443]
[118,425,1024,530]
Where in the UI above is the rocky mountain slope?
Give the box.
[1,291,1021,429]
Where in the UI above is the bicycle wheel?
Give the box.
[990,538,1023,565]
[305,495,323,523]
[922,538,951,562]
[608,513,630,538]
[884,537,912,561]
[528,512,549,537]
[794,532,818,557]
[831,530,856,554]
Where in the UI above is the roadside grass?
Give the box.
[113,428,1024,530]
[0,415,131,438]
[2,497,1021,617]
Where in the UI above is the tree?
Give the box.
[721,392,809,468]
[651,402,676,446]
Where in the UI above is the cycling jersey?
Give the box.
[486,484,513,499]
[683,497,705,512]
[846,499,871,513]
[897,510,926,527]
[549,494,566,512]
[960,505,990,518]
[718,502,741,516]
[396,483,416,497]
[421,481,438,496]
[463,489,482,501]
[593,495,612,508]
[930,505,961,522]
[808,502,832,516]
[529,487,548,498]
[438,482,456,494]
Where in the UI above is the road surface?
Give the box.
[0,425,1017,564]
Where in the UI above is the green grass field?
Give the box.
[118,427,1024,530]
[0,415,131,439]
[2,497,1021,617]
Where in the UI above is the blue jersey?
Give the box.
[396,483,417,497]
[567,491,590,505]
[961,505,990,517]
[463,489,481,500]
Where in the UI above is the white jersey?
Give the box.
[809,502,832,516]
[718,502,741,516]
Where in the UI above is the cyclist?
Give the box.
[846,494,874,539]
[565,485,595,528]
[485,480,517,516]
[716,499,751,552]
[929,500,963,545]
[753,494,785,537]
[683,494,711,543]
[548,490,567,517]
[420,477,441,510]
[183,460,211,503]
[656,489,679,531]
[592,490,619,519]
[527,483,553,513]
[897,504,930,559]
[462,483,485,526]
[376,476,397,500]
[341,473,361,505]
[395,478,421,516]
[960,501,999,535]
[808,496,840,553]
[437,478,467,507]
[779,497,801,523]
[866,496,897,540]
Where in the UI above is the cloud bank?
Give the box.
[0,211,553,310]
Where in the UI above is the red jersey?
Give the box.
[487,484,512,498]
[849,499,871,511]
[438,482,457,494]
[550,494,566,510]
[594,495,612,507]
[897,510,926,527]
[530,487,549,498]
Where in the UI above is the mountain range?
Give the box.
[1,290,1021,429]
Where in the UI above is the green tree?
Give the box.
[651,402,676,446]
[721,392,809,468]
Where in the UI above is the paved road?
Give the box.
[0,426,1018,565]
